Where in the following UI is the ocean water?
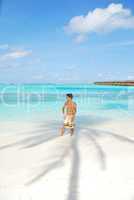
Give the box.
[0,84,134,121]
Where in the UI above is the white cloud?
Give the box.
[127,75,134,80]
[4,50,32,59]
[65,3,134,42]
[2,50,32,60]
[74,35,88,43]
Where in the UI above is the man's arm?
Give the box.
[62,102,67,114]
[74,103,77,114]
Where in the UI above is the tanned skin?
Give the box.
[60,94,77,136]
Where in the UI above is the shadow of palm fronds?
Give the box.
[26,137,73,186]
[67,136,80,200]
[100,129,134,144]
[84,132,106,170]
[80,126,134,171]
[0,122,60,150]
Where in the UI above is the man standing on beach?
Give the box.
[60,93,77,136]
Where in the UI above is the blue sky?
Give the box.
[0,0,134,83]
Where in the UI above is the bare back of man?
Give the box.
[60,94,77,136]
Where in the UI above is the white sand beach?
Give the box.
[0,116,134,200]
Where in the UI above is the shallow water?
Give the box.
[0,84,134,121]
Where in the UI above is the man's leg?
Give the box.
[70,128,74,136]
[60,126,65,136]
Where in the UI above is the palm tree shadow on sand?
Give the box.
[0,123,61,150]
[25,131,81,200]
[1,115,134,200]
[0,115,108,150]
[84,131,106,170]
[66,135,80,200]
[66,116,134,200]
[66,124,106,200]
[26,137,73,185]
[22,115,134,200]
[24,115,107,186]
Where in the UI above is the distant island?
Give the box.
[94,81,134,86]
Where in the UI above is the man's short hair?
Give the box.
[66,93,73,99]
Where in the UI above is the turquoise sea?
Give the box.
[0,84,134,121]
